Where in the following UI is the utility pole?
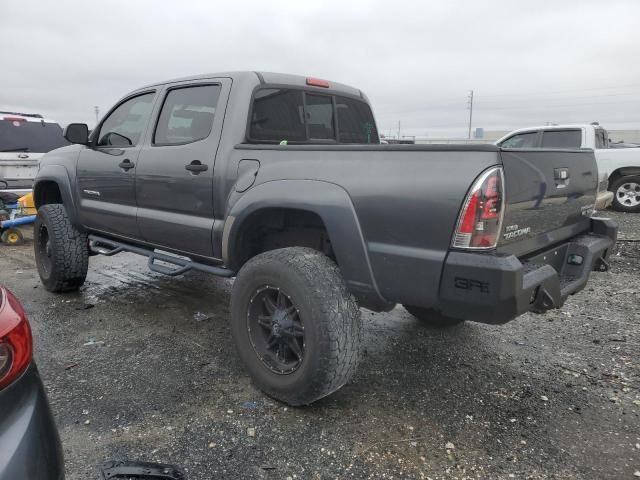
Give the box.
[467,90,474,139]
[94,106,100,125]
[397,120,401,140]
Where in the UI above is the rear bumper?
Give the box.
[437,217,617,324]
[595,190,614,210]
[0,364,64,480]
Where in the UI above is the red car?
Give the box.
[0,287,64,479]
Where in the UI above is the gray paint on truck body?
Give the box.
[33,71,613,317]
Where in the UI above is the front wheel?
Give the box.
[403,305,465,328]
[34,204,88,292]
[230,247,361,406]
[610,175,640,213]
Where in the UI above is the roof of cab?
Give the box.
[133,71,364,99]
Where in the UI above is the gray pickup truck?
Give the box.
[33,71,617,405]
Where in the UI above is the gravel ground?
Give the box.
[0,211,639,479]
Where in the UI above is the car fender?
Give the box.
[223,179,392,310]
[33,164,81,227]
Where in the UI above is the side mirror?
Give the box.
[64,123,89,145]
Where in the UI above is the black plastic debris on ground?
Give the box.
[101,460,185,479]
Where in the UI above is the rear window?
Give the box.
[541,130,582,149]
[594,128,609,149]
[336,96,377,143]
[249,88,378,144]
[305,94,334,140]
[0,119,68,153]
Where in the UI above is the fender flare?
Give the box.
[33,165,82,228]
[223,179,391,310]
[610,167,640,180]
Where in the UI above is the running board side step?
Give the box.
[88,235,235,278]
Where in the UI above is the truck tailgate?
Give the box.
[498,148,598,257]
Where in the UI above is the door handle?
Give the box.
[118,159,135,171]
[185,160,208,173]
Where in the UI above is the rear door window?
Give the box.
[249,88,378,144]
[500,132,538,148]
[541,130,582,149]
[154,85,221,145]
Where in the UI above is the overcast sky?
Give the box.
[1,0,639,138]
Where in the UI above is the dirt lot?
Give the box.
[1,211,639,479]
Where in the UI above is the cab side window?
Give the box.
[154,85,221,145]
[501,132,537,148]
[97,93,155,147]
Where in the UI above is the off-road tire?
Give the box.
[231,247,361,406]
[610,175,640,213]
[403,304,465,328]
[34,204,88,292]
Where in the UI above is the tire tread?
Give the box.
[35,204,88,292]
[231,247,361,405]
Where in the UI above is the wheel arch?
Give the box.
[608,167,640,187]
[224,180,392,311]
[33,165,82,228]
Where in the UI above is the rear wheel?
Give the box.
[1,228,24,246]
[231,247,361,406]
[610,175,640,213]
[34,204,88,292]
[403,305,465,328]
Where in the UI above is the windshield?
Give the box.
[0,119,69,153]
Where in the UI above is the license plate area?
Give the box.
[523,244,569,274]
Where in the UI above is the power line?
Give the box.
[475,98,640,111]
[376,91,640,115]
[475,83,640,99]
[374,83,640,115]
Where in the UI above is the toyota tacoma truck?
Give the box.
[496,123,640,212]
[32,72,617,405]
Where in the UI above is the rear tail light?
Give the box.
[452,166,505,249]
[0,289,32,390]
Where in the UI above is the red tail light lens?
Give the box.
[0,288,32,390]
[306,77,330,88]
[453,166,505,249]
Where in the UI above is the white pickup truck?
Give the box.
[496,124,640,213]
[0,112,68,193]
